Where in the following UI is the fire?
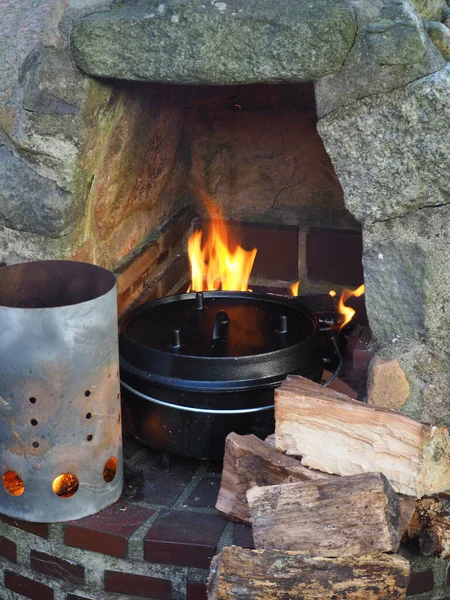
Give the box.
[289,281,300,297]
[188,207,257,292]
[329,290,336,298]
[336,284,365,329]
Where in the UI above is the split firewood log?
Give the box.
[215,432,334,524]
[275,375,450,497]
[247,472,402,557]
[208,546,410,600]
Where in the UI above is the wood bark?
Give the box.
[247,472,401,556]
[275,375,450,497]
[216,433,332,524]
[208,546,410,600]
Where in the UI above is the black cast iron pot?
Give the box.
[119,291,325,459]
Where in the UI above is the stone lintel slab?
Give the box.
[70,0,357,85]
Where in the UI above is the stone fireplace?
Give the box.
[2,0,450,597]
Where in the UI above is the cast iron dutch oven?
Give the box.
[119,291,325,459]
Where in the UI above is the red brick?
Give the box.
[1,515,48,539]
[0,534,16,563]
[187,581,207,600]
[5,570,54,600]
[64,501,154,558]
[31,549,84,584]
[307,228,363,286]
[144,510,227,569]
[104,571,172,599]
[185,478,221,509]
[407,570,434,595]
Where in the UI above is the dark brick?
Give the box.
[104,571,172,599]
[124,448,200,506]
[144,509,227,569]
[407,570,434,596]
[240,222,299,282]
[207,461,223,474]
[1,514,48,539]
[187,581,208,600]
[306,228,363,286]
[233,523,255,549]
[64,501,154,558]
[31,549,84,584]
[185,478,221,509]
[0,534,17,563]
[5,570,54,600]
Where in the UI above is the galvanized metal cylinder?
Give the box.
[0,261,123,522]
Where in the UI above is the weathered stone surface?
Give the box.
[318,65,450,223]
[411,0,443,19]
[428,21,450,60]
[71,0,357,85]
[0,146,77,236]
[366,3,427,65]
[188,85,352,228]
[363,204,450,356]
[315,0,444,117]
[371,342,450,429]
[367,358,410,410]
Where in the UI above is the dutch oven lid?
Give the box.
[119,291,321,390]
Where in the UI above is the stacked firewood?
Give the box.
[208,376,450,599]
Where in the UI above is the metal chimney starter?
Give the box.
[0,261,123,522]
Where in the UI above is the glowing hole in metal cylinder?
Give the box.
[103,457,117,483]
[3,471,25,496]
[52,474,79,498]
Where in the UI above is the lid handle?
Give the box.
[212,310,230,342]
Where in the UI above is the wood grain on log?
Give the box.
[247,472,401,556]
[208,546,410,600]
[216,433,332,524]
[275,376,450,497]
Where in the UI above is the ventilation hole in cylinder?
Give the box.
[3,471,25,496]
[103,457,118,483]
[85,390,91,397]
[29,397,37,404]
[86,412,92,419]
[32,441,39,449]
[30,419,38,426]
[86,434,93,442]
[52,474,79,498]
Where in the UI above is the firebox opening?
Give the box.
[106,82,363,313]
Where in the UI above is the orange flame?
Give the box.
[289,281,300,297]
[188,205,257,292]
[336,284,365,329]
[329,290,336,298]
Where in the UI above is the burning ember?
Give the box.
[289,281,300,296]
[336,284,365,329]
[188,205,257,292]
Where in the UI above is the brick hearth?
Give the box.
[1,430,450,600]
